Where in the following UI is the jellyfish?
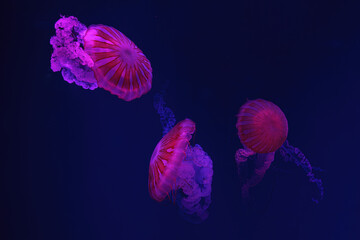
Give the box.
[149,119,195,202]
[83,25,152,101]
[149,96,213,223]
[50,15,152,101]
[235,99,324,203]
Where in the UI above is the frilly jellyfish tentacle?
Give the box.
[50,16,98,90]
[153,94,176,135]
[176,144,213,224]
[235,148,254,180]
[150,98,213,223]
[279,140,324,203]
[235,148,254,165]
[241,152,275,199]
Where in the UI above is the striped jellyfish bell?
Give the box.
[148,119,196,202]
[236,99,288,154]
[84,25,152,101]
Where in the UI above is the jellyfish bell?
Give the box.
[235,99,324,203]
[236,99,288,154]
[83,25,152,101]
[148,119,195,202]
[150,96,214,222]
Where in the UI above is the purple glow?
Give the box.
[50,16,97,90]
[176,144,213,224]
[153,95,213,223]
[279,140,324,203]
[154,94,176,136]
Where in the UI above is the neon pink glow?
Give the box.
[50,16,97,90]
[83,25,152,101]
[148,119,195,202]
[150,96,214,223]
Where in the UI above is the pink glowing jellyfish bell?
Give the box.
[83,25,152,101]
[50,16,152,101]
[149,119,196,202]
[149,95,214,223]
[237,99,288,154]
[235,99,324,203]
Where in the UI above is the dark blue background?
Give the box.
[1,0,359,239]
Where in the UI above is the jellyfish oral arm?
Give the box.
[235,148,254,164]
[241,152,275,198]
[176,145,213,223]
[50,16,98,90]
[254,152,275,176]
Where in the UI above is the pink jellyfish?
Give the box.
[84,25,152,101]
[50,16,152,101]
[149,95,213,223]
[149,119,195,202]
[235,99,324,203]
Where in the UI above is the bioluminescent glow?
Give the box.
[50,16,152,101]
[149,95,213,223]
[235,99,324,203]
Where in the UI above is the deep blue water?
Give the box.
[1,0,359,239]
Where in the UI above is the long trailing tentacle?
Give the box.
[279,140,324,203]
[154,93,176,136]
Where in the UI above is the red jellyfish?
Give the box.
[149,112,213,223]
[83,25,152,101]
[235,99,324,203]
[50,15,152,101]
[149,119,195,202]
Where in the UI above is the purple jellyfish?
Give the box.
[235,99,324,203]
[149,94,214,223]
[50,15,153,101]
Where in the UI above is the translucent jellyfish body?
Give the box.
[176,144,213,223]
[149,95,213,223]
[84,25,152,101]
[149,119,196,202]
[235,99,324,203]
[50,16,152,101]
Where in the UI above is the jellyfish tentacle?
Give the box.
[154,94,176,135]
[50,16,97,90]
[235,148,254,197]
[241,152,275,199]
[279,140,324,203]
[235,148,254,164]
[176,145,213,224]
